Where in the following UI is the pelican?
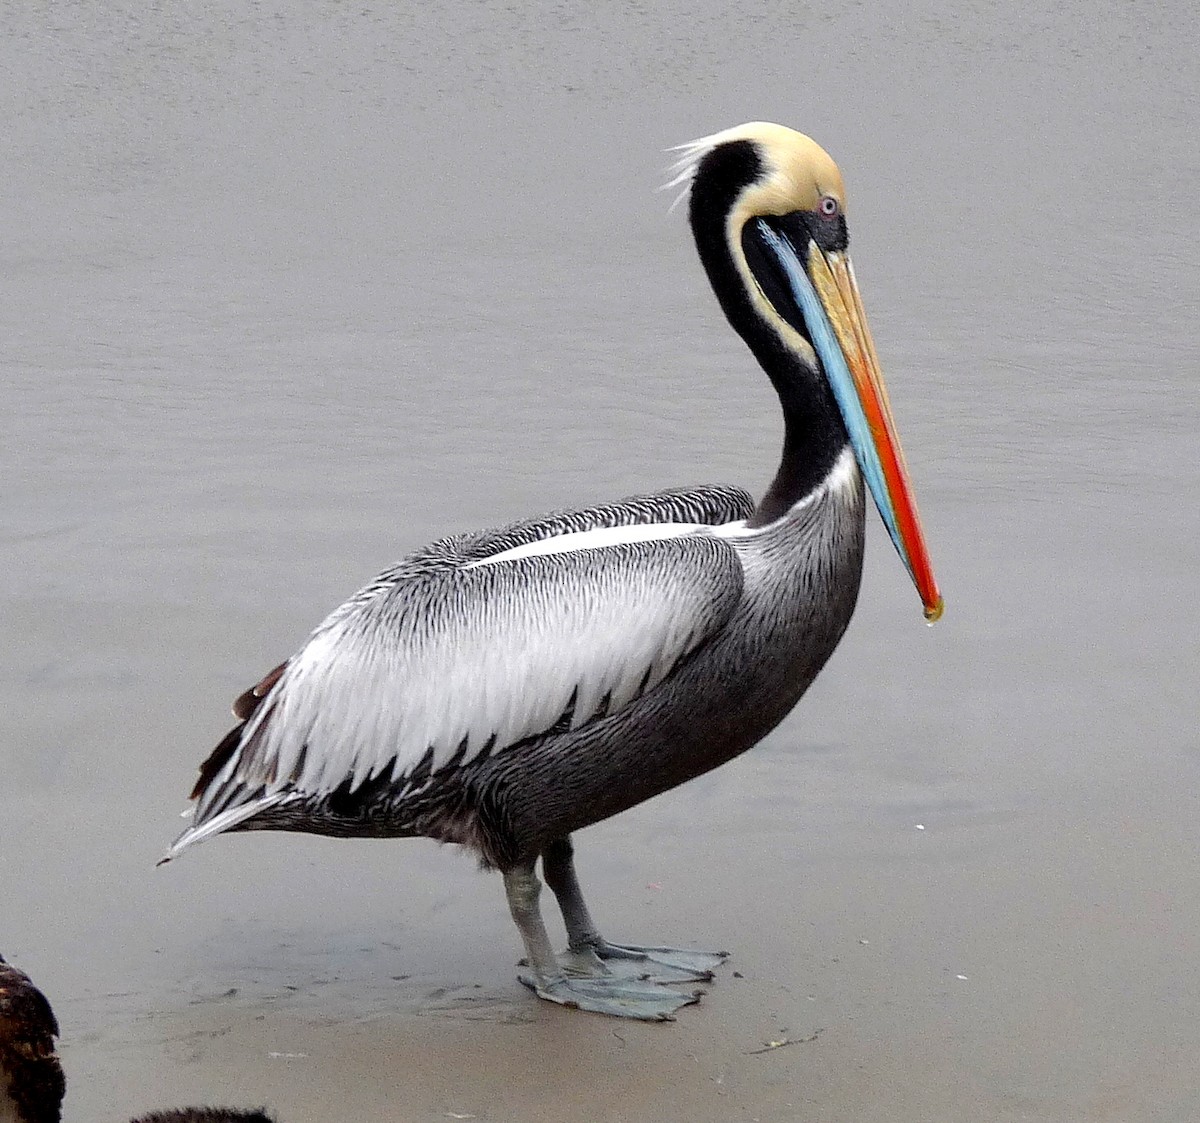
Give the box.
[162,122,942,1020]
[0,956,277,1123]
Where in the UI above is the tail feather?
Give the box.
[165,667,292,867]
[191,722,246,799]
[158,791,290,865]
[232,661,288,720]
[191,661,289,800]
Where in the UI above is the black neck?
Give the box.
[688,142,848,527]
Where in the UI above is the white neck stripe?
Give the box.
[465,450,857,566]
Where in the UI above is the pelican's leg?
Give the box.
[503,861,700,1021]
[541,837,730,983]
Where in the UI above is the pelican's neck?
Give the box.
[752,408,850,528]
[689,142,849,528]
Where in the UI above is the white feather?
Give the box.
[661,123,771,212]
[465,521,710,567]
[195,536,744,816]
[161,793,293,861]
[714,448,858,539]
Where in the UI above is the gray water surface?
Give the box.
[3,3,1199,1121]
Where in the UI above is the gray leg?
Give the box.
[541,837,602,950]
[503,861,560,982]
[541,837,730,982]
[503,861,701,1021]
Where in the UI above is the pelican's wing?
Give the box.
[168,486,752,858]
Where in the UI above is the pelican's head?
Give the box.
[669,122,942,622]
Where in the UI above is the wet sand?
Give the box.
[3,2,1199,1120]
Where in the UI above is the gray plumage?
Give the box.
[168,465,863,870]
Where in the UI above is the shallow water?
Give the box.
[3,2,1199,1120]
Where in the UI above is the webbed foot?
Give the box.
[585,940,730,982]
[517,969,702,1021]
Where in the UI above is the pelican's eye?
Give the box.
[818,196,839,218]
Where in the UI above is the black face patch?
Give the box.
[741,207,852,341]
[741,218,815,347]
[771,208,849,254]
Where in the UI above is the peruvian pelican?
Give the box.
[163,122,942,1021]
[0,956,278,1122]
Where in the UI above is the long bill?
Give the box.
[756,222,943,622]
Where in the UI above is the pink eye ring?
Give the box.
[819,196,839,217]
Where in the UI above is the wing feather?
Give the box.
[195,535,741,821]
[181,485,753,849]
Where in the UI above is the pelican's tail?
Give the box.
[159,676,288,867]
[157,790,290,866]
